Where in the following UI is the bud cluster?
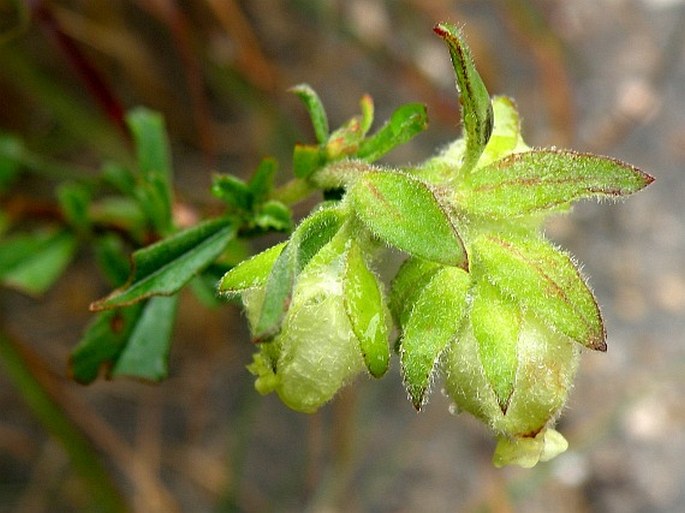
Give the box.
[219,23,652,466]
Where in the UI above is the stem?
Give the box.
[270,177,316,206]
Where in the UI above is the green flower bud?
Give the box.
[247,239,365,413]
[443,281,580,467]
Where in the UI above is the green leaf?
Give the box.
[0,133,23,191]
[248,158,278,205]
[57,182,91,233]
[101,161,136,196]
[434,23,493,174]
[254,201,293,232]
[69,304,144,384]
[389,257,442,327]
[211,174,253,211]
[356,103,428,162]
[293,143,325,179]
[359,94,375,135]
[350,170,467,267]
[290,84,330,144]
[111,295,179,381]
[93,234,131,287]
[343,241,390,378]
[472,231,606,351]
[471,280,520,413]
[400,266,470,409]
[252,207,345,339]
[126,108,174,235]
[461,149,655,219]
[91,217,236,310]
[0,230,77,295]
[218,242,287,296]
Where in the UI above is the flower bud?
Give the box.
[247,240,365,413]
[442,282,580,467]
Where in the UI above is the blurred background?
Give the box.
[0,0,683,512]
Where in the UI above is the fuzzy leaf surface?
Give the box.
[343,241,390,378]
[434,23,493,174]
[356,103,428,162]
[218,242,286,297]
[401,266,470,409]
[290,84,330,144]
[252,207,345,339]
[351,171,466,267]
[462,149,655,218]
[91,217,236,310]
[390,257,442,327]
[471,280,520,412]
[473,231,606,351]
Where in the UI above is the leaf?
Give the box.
[218,242,287,296]
[0,133,23,191]
[290,84,330,144]
[111,295,179,381]
[126,108,174,235]
[356,103,428,162]
[254,201,293,232]
[461,149,655,219]
[350,170,467,267]
[211,174,253,211]
[389,257,442,327]
[252,207,345,339]
[91,217,236,310]
[69,304,144,384]
[0,230,77,295]
[434,23,493,174]
[293,143,325,179]
[359,94,375,135]
[93,234,131,287]
[472,231,606,350]
[400,266,470,409]
[57,182,91,233]
[471,280,520,413]
[343,241,390,378]
[248,157,278,205]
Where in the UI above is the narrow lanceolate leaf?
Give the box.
[462,149,655,219]
[252,207,345,339]
[472,231,606,351]
[70,304,144,384]
[290,84,330,145]
[111,295,179,381]
[401,266,470,409]
[471,280,520,413]
[343,241,390,378]
[91,217,236,310]
[0,230,77,295]
[350,171,467,267]
[126,108,174,235]
[218,242,286,297]
[356,103,428,162]
[389,257,442,327]
[434,22,493,174]
[248,158,278,205]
